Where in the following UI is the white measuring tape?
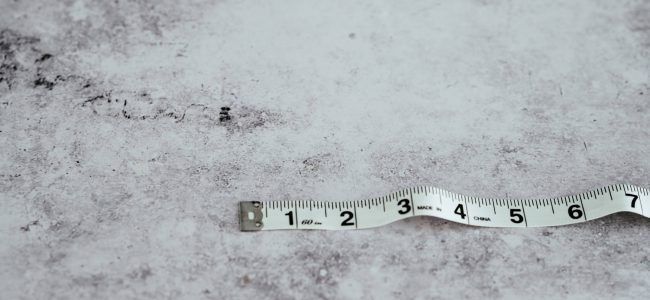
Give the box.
[239,184,649,231]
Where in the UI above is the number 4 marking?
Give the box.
[454,204,465,219]
[454,203,467,223]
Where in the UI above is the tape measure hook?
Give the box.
[240,201,264,231]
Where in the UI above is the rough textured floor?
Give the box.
[1,0,649,299]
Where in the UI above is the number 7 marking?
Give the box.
[626,193,638,208]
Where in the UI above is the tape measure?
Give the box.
[239,184,648,231]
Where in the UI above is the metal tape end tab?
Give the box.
[239,201,263,231]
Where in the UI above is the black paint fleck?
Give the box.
[20,220,39,232]
[219,106,231,122]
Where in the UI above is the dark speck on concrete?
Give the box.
[19,220,39,232]
[35,53,52,63]
[34,75,55,90]
[219,106,231,122]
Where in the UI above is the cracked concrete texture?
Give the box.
[1,0,649,299]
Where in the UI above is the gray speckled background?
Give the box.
[1,0,649,299]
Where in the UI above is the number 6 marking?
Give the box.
[568,204,583,220]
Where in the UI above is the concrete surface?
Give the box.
[1,0,649,299]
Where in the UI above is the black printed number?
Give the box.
[398,199,412,215]
[285,211,294,226]
[340,211,355,226]
[454,204,466,219]
[568,204,583,219]
[509,208,524,224]
[626,193,639,208]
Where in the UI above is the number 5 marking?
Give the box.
[509,208,524,224]
[626,193,638,208]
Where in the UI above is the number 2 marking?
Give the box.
[340,211,355,226]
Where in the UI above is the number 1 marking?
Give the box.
[285,211,294,226]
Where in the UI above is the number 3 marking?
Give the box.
[397,199,411,215]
